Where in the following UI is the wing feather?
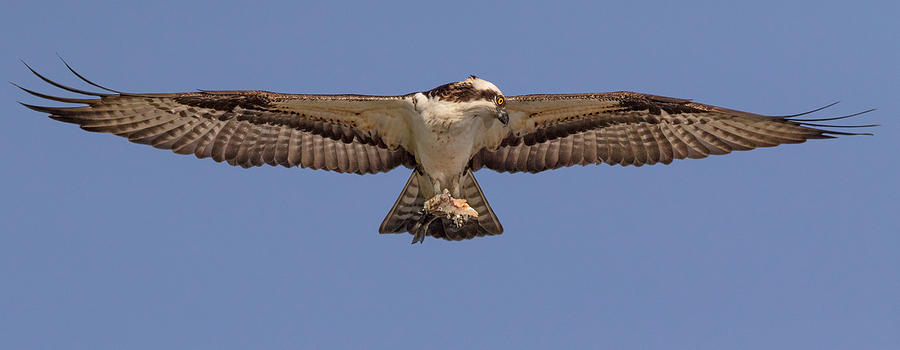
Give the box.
[647,124,673,165]
[503,145,519,170]
[151,118,199,149]
[582,130,598,165]
[557,134,572,166]
[192,121,218,159]
[17,65,416,174]
[211,118,238,163]
[273,127,292,167]
[473,92,873,173]
[323,137,338,171]
[234,123,259,168]
[626,125,647,166]
[545,138,560,169]
[257,124,278,165]
[365,146,379,171]
[287,129,303,167]
[353,143,369,174]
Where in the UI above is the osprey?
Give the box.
[17,61,875,243]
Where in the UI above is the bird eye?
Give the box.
[496,96,504,105]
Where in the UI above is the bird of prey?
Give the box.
[17,61,875,243]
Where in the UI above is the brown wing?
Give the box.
[17,63,417,174]
[471,92,875,173]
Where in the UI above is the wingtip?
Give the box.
[10,81,34,95]
[20,59,39,73]
[776,101,841,118]
[21,61,113,97]
[18,101,45,112]
[56,56,123,94]
[13,81,99,104]
[56,54,72,70]
[788,107,878,126]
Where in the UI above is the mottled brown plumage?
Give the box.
[471,93,873,172]
[18,64,415,174]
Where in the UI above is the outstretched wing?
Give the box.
[471,92,875,173]
[17,63,417,174]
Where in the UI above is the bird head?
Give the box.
[422,76,508,125]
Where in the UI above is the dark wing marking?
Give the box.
[17,63,418,174]
[471,92,875,173]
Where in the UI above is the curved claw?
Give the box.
[410,214,437,244]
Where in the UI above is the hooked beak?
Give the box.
[498,110,509,125]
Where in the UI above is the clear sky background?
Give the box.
[1,0,897,349]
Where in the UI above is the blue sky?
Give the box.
[2,0,897,349]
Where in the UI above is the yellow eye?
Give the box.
[496,97,504,105]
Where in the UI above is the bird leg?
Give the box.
[410,189,478,244]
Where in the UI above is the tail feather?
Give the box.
[459,170,503,236]
[378,172,426,233]
[379,170,503,241]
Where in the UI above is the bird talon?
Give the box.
[409,190,479,244]
[415,189,479,239]
[410,213,437,244]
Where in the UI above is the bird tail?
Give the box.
[378,170,503,241]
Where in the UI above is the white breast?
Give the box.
[408,98,483,186]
